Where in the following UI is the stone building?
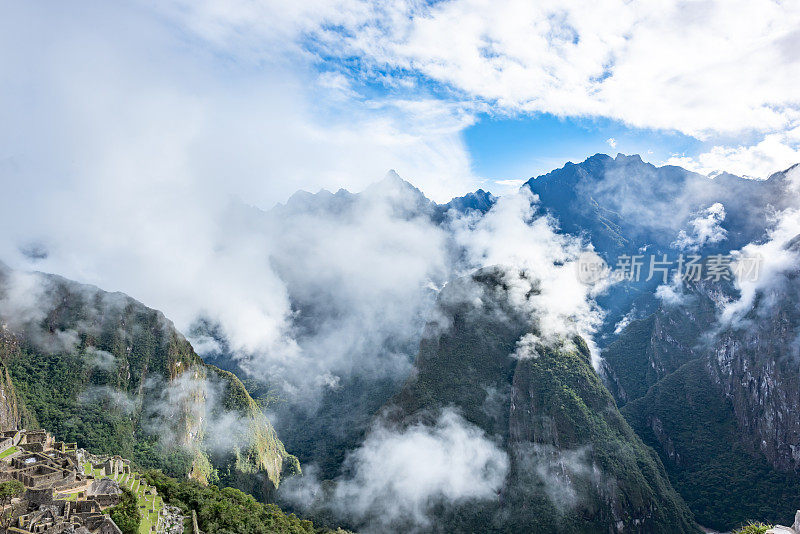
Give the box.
[0,429,125,534]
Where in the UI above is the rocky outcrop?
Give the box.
[608,238,800,529]
[707,259,800,472]
[0,355,22,431]
[766,510,800,533]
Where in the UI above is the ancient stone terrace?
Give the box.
[0,429,123,534]
[0,428,177,533]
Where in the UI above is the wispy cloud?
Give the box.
[281,408,508,532]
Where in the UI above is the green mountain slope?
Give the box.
[145,470,349,534]
[623,359,800,531]
[601,280,721,407]
[605,255,800,531]
[389,267,699,533]
[0,263,298,498]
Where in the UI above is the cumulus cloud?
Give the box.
[655,276,688,307]
[613,313,633,335]
[667,127,800,179]
[281,408,508,532]
[452,189,605,366]
[512,333,542,360]
[673,202,728,252]
[154,0,800,173]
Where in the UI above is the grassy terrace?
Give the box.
[83,462,164,534]
[0,446,18,460]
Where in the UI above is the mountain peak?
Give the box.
[384,169,404,183]
[585,153,614,163]
[364,170,428,200]
[614,152,644,164]
[442,189,497,214]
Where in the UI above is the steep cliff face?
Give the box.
[602,279,723,406]
[390,268,699,533]
[606,250,800,530]
[0,357,22,431]
[707,247,800,473]
[622,357,800,531]
[506,342,697,533]
[0,264,297,495]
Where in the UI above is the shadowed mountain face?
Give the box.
[525,154,791,258]
[190,156,799,532]
[385,268,698,534]
[526,155,797,341]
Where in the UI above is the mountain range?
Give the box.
[2,153,799,533]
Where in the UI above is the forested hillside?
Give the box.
[0,262,298,500]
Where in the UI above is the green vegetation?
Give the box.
[91,464,167,534]
[0,480,24,532]
[0,480,25,506]
[623,358,800,530]
[733,522,772,534]
[0,446,17,459]
[0,480,24,502]
[144,470,349,534]
[500,339,698,533]
[109,487,142,534]
[601,315,657,404]
[0,273,298,494]
[384,270,699,533]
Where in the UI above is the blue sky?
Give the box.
[2,0,799,205]
[463,114,702,186]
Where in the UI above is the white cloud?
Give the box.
[148,0,800,179]
[606,138,617,149]
[667,127,800,179]
[2,0,795,410]
[655,277,687,307]
[494,179,525,187]
[452,189,605,367]
[281,408,508,532]
[722,167,800,326]
[0,1,476,398]
[673,202,727,251]
[158,0,798,135]
[492,179,525,195]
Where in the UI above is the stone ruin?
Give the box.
[0,428,182,534]
[0,428,122,534]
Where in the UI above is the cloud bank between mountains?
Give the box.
[0,183,604,530]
